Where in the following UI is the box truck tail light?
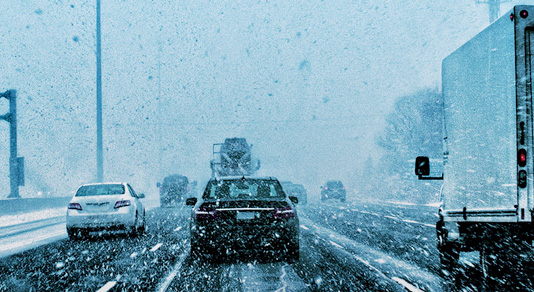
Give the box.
[518,149,527,167]
[511,13,514,21]
[519,170,527,188]
[521,10,529,18]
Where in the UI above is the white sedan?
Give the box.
[66,182,146,238]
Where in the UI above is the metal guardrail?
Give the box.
[0,216,65,239]
[0,196,71,216]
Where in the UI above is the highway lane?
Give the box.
[1,201,532,291]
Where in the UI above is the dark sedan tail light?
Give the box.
[114,200,131,209]
[68,203,82,210]
[195,206,218,220]
[273,207,296,219]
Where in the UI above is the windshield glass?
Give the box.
[3,1,528,291]
[203,179,284,200]
[75,184,125,196]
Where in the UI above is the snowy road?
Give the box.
[0,202,532,291]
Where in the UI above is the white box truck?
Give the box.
[415,6,534,274]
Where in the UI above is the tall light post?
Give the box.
[96,0,103,182]
[477,0,510,23]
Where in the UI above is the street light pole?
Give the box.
[476,0,505,24]
[96,0,103,182]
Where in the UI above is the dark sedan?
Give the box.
[321,180,346,202]
[186,176,299,261]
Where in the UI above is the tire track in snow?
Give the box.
[239,263,307,292]
[300,217,442,291]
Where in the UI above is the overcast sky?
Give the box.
[1,0,532,197]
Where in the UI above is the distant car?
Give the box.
[321,180,346,202]
[158,174,189,207]
[186,176,299,261]
[282,182,308,205]
[66,182,146,239]
[280,181,294,191]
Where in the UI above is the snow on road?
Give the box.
[240,263,307,292]
[300,217,443,291]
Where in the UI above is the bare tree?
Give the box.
[376,89,443,203]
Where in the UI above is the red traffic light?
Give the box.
[521,10,529,19]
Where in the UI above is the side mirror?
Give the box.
[137,193,145,199]
[415,156,430,176]
[186,197,197,206]
[289,196,299,204]
[414,156,443,180]
[157,182,161,188]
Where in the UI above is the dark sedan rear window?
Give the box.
[327,181,343,188]
[76,184,125,196]
[203,179,284,200]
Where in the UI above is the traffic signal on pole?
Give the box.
[1,89,21,198]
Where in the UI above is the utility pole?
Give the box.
[477,0,509,23]
[157,38,163,179]
[96,0,103,182]
[1,89,23,198]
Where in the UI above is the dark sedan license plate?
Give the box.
[87,215,101,221]
[237,211,256,220]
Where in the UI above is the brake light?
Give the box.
[68,203,82,210]
[195,206,218,220]
[114,200,131,209]
[324,187,328,190]
[518,149,527,167]
[273,207,295,219]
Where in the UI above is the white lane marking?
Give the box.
[273,265,288,292]
[299,225,309,230]
[96,281,117,292]
[402,219,435,228]
[150,243,163,252]
[352,254,390,280]
[240,263,307,292]
[352,209,434,228]
[174,226,182,232]
[155,252,187,292]
[130,252,138,258]
[391,277,423,292]
[329,240,344,249]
